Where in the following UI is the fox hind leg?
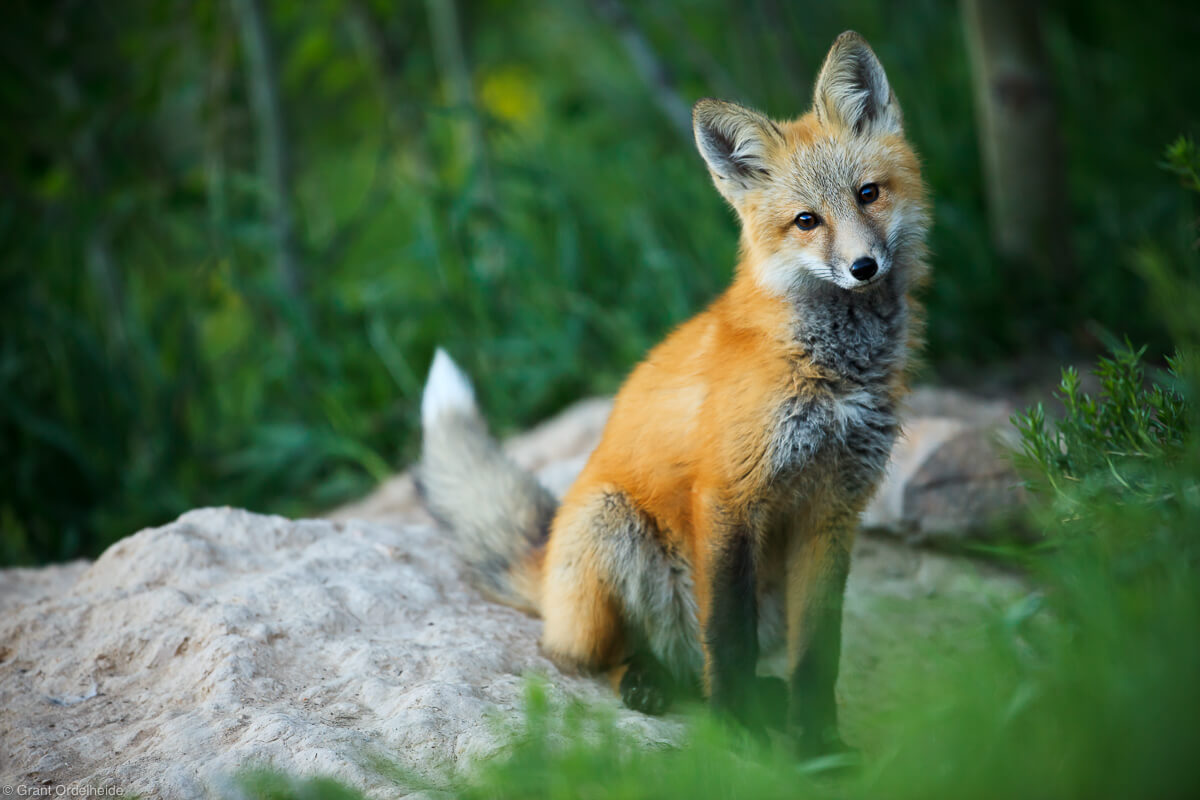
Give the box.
[542,488,702,714]
[539,553,624,673]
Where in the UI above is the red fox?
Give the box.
[417,31,928,755]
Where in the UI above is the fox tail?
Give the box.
[414,349,555,614]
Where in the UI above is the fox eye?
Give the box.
[857,183,880,204]
[794,212,820,231]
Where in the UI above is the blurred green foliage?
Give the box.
[2,0,1199,564]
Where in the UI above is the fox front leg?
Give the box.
[785,526,855,756]
[700,515,769,733]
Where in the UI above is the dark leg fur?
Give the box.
[788,546,853,756]
[706,529,765,731]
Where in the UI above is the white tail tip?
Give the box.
[421,348,477,428]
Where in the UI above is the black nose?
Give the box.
[850,257,878,282]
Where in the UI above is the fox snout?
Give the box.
[832,218,891,288]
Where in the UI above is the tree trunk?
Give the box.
[231,0,303,301]
[961,0,1072,278]
[424,0,492,203]
[588,0,693,141]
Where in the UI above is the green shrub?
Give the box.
[1012,342,1189,509]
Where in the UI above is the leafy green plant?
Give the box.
[1163,134,1200,194]
[1012,342,1189,506]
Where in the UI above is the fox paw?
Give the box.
[753,676,789,731]
[620,661,672,716]
[795,727,861,767]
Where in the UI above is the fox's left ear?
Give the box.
[813,31,902,136]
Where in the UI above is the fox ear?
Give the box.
[813,31,901,135]
[693,99,784,202]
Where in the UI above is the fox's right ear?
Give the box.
[693,99,784,203]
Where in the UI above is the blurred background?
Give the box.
[2,0,1198,566]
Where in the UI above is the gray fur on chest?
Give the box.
[769,387,897,494]
[796,271,908,383]
[767,279,905,497]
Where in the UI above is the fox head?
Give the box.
[693,32,929,296]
